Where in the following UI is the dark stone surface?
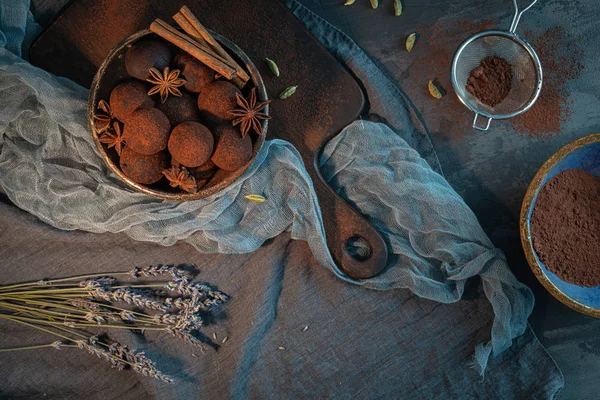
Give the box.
[28,0,600,398]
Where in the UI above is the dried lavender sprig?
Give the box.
[108,342,175,384]
[166,327,205,349]
[79,277,117,288]
[165,278,230,303]
[0,342,64,352]
[153,313,179,325]
[119,310,136,322]
[84,311,106,325]
[133,362,174,384]
[90,288,168,312]
[129,265,188,280]
[70,299,102,311]
[127,287,171,299]
[76,338,128,371]
[108,342,152,366]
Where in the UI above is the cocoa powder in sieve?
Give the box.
[530,169,600,287]
[466,56,512,107]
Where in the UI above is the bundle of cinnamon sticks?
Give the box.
[150,6,250,88]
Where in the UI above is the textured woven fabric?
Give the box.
[0,0,533,374]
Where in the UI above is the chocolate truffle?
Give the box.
[109,81,154,122]
[168,121,214,167]
[204,167,235,189]
[120,147,169,185]
[125,40,172,81]
[122,108,171,155]
[157,92,202,126]
[197,81,241,123]
[175,52,215,93]
[189,159,218,181]
[211,125,253,171]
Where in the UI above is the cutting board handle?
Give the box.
[312,165,389,279]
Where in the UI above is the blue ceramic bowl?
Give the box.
[520,133,600,317]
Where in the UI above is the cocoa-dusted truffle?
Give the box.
[157,92,202,126]
[204,167,234,189]
[122,108,171,155]
[175,52,215,93]
[168,121,214,167]
[197,81,241,123]
[120,147,169,185]
[211,125,253,171]
[125,40,171,81]
[189,159,218,181]
[109,81,154,122]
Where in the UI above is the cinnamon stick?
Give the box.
[176,6,250,85]
[149,19,237,80]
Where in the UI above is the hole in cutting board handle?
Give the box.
[344,235,373,261]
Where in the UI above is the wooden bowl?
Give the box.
[520,133,600,317]
[87,29,268,201]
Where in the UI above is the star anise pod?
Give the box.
[147,67,186,104]
[99,122,125,156]
[163,165,197,194]
[229,88,271,137]
[93,100,114,134]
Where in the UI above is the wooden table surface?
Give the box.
[30,0,600,398]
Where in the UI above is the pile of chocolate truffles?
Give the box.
[97,39,262,193]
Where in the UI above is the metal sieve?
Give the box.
[451,0,542,131]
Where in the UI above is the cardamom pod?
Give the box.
[370,0,378,9]
[265,58,280,77]
[393,0,402,16]
[245,194,266,203]
[406,33,416,52]
[428,80,445,99]
[279,86,298,99]
[344,0,355,4]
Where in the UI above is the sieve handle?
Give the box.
[473,113,492,131]
[509,0,538,33]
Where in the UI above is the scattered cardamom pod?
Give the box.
[370,0,378,9]
[279,86,298,99]
[406,33,416,52]
[344,0,355,5]
[245,194,266,203]
[393,0,402,16]
[428,79,446,99]
[265,58,280,77]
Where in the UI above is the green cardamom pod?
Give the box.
[428,80,445,99]
[370,0,378,9]
[265,58,280,77]
[406,32,416,52]
[393,0,402,16]
[244,194,266,203]
[279,86,298,99]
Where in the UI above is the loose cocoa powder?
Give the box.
[466,56,512,107]
[510,27,585,139]
[530,169,600,287]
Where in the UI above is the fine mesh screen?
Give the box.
[454,34,538,116]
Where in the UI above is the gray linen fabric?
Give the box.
[0,201,563,399]
[0,0,562,394]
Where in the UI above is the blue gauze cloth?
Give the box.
[0,0,534,373]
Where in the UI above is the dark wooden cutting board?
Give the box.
[30,0,389,278]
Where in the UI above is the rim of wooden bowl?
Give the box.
[88,29,268,201]
[520,132,600,317]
